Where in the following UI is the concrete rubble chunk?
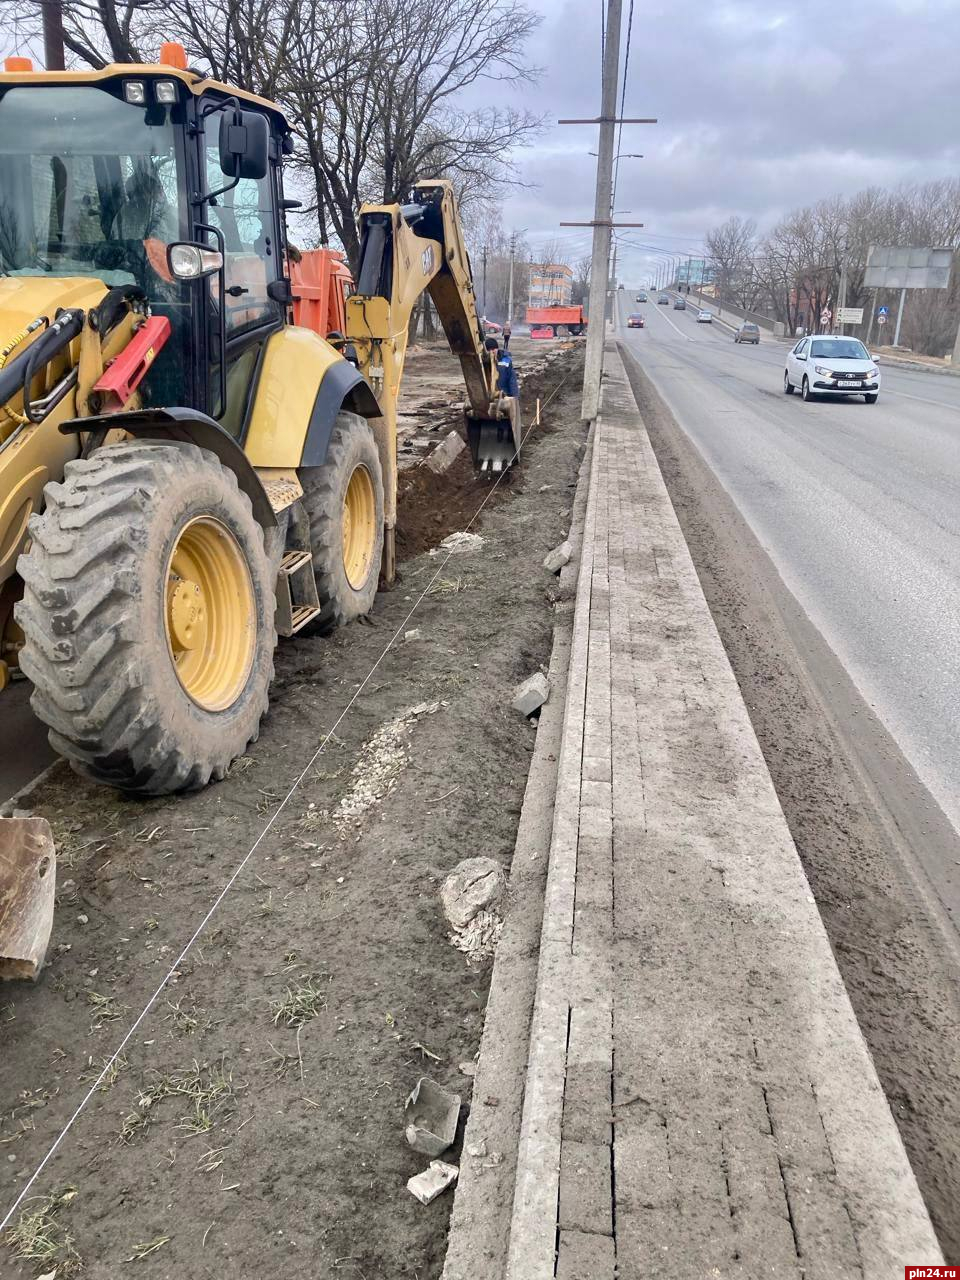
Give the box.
[425,429,467,474]
[543,540,573,575]
[441,857,507,931]
[513,672,550,717]
[407,1160,459,1204]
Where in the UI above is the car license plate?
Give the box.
[837,380,861,388]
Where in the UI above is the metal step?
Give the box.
[275,547,322,636]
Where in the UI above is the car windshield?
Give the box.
[0,85,184,286]
[810,339,869,360]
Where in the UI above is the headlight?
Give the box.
[168,243,224,280]
[155,80,178,105]
[123,80,147,105]
[868,365,879,377]
[814,365,833,376]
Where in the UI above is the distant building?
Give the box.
[529,262,573,307]
[678,258,715,286]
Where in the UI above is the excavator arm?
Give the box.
[346,180,521,578]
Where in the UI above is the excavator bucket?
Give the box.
[468,398,523,475]
[0,817,56,981]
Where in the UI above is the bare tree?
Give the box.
[13,0,542,275]
[712,179,960,350]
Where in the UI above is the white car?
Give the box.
[696,310,712,323]
[784,335,880,403]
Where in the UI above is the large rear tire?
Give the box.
[299,412,384,634]
[16,441,276,795]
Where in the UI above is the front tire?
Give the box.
[783,371,794,394]
[299,412,384,634]
[16,442,276,795]
[864,393,878,404]
[801,376,813,401]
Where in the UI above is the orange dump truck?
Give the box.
[525,304,586,338]
[290,247,354,335]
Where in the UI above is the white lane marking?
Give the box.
[883,386,960,412]
[649,304,693,342]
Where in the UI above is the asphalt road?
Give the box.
[619,291,960,852]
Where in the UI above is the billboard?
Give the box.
[678,258,715,285]
[863,246,952,290]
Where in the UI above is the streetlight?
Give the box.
[589,151,644,159]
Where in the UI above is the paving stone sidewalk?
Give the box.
[502,350,942,1279]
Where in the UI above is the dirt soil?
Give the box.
[621,347,960,1263]
[0,341,586,1280]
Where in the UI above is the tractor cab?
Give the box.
[0,47,292,435]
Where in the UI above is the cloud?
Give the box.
[496,0,960,279]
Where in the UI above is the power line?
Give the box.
[611,0,635,213]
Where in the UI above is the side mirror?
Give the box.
[168,242,223,280]
[219,108,269,181]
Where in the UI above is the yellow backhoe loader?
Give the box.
[0,45,521,978]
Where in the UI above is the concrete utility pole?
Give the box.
[41,0,65,69]
[953,313,960,368]
[581,0,623,420]
[893,286,907,347]
[507,233,516,325]
[481,245,487,319]
[838,257,848,335]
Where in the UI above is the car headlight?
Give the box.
[814,365,833,376]
[868,365,879,377]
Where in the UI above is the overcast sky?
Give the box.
[502,0,960,284]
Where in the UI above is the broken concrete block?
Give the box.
[441,857,507,930]
[407,1160,459,1204]
[404,629,422,642]
[543,540,572,575]
[512,672,550,717]
[404,1076,462,1156]
[425,430,466,474]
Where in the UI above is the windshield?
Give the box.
[0,85,184,287]
[810,338,869,360]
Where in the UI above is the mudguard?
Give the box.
[59,407,276,527]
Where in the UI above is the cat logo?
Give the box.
[421,246,435,277]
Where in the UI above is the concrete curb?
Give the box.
[441,427,595,1280]
[877,353,960,377]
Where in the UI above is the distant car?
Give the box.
[627,313,645,328]
[658,295,670,305]
[673,297,686,310]
[636,292,648,302]
[734,322,760,344]
[784,335,881,403]
[483,320,502,335]
[696,310,712,323]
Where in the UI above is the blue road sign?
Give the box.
[878,305,889,316]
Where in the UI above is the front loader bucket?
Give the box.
[467,398,523,475]
[0,817,56,981]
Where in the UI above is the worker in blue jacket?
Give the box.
[485,335,519,398]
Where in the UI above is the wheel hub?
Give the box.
[167,576,206,652]
[342,464,377,590]
[164,517,256,712]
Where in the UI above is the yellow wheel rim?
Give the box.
[342,464,377,591]
[164,516,256,712]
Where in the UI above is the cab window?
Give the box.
[202,134,281,338]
